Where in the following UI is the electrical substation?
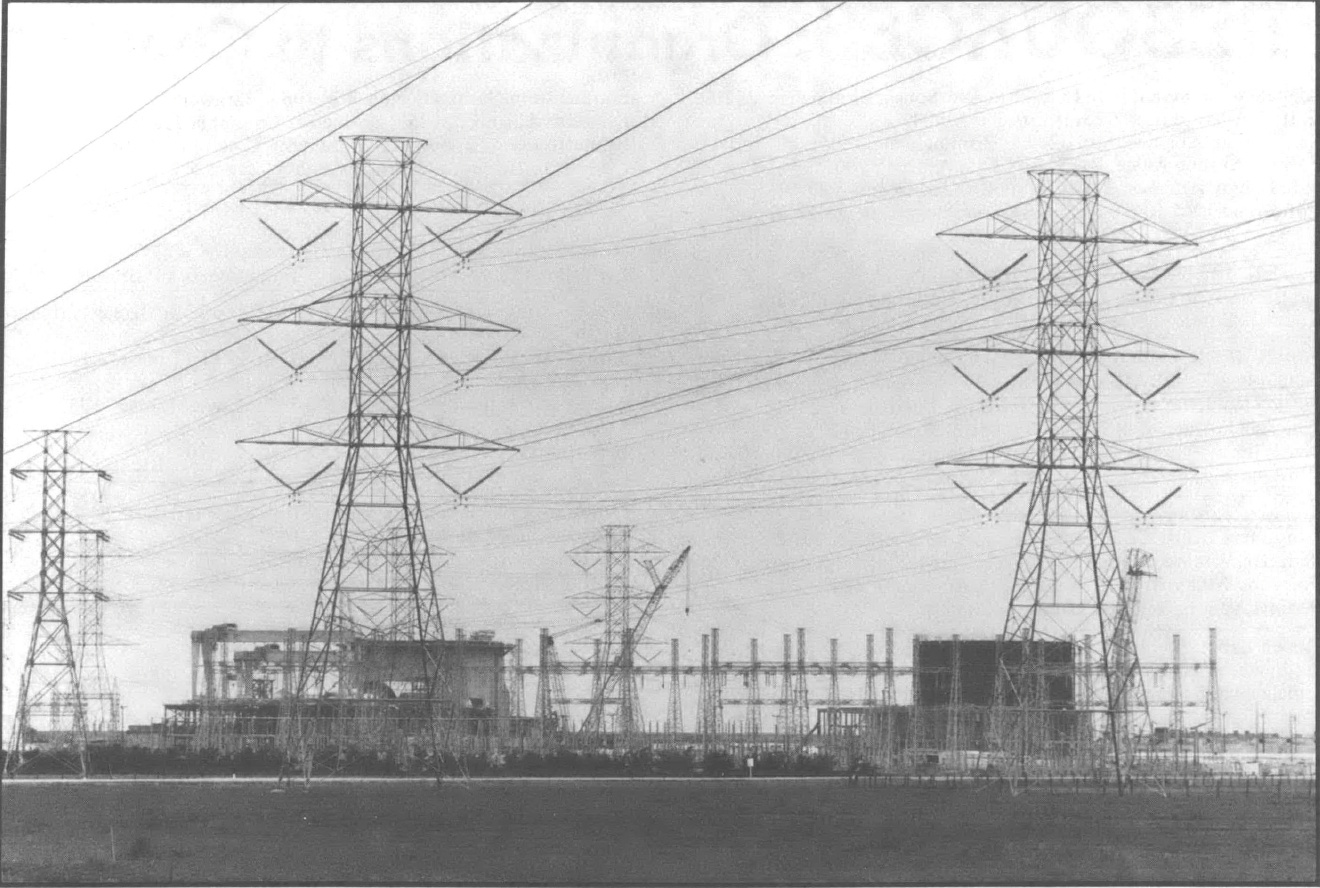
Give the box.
[5,154,1263,786]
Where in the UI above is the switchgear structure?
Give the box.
[237,135,519,763]
[937,169,1197,787]
[4,431,111,777]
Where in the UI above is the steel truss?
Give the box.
[936,170,1197,790]
[237,135,519,770]
[567,525,688,747]
[512,627,1215,769]
[4,431,111,777]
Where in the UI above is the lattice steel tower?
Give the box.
[569,525,686,745]
[4,431,111,777]
[238,135,519,758]
[937,170,1196,785]
[70,533,121,735]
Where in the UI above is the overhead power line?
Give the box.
[3,3,532,332]
[5,5,288,203]
[5,196,1306,464]
[430,1,848,246]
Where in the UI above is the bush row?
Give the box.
[2,745,842,778]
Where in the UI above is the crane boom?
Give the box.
[578,546,691,732]
[632,546,690,644]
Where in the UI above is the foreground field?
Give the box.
[2,778,1315,883]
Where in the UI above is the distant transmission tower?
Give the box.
[237,135,520,765]
[937,170,1196,789]
[70,533,121,735]
[4,431,111,777]
[569,525,687,747]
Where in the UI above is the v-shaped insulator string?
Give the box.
[252,458,336,494]
[423,344,504,382]
[951,249,1029,286]
[1108,484,1183,518]
[257,338,337,374]
[422,463,502,499]
[952,364,1028,400]
[1110,257,1182,292]
[1108,369,1182,404]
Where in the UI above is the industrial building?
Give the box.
[165,623,519,753]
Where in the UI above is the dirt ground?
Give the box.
[2,778,1315,884]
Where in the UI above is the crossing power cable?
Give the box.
[5,175,1306,487]
[426,2,848,248]
[5,5,288,202]
[3,3,533,332]
[3,2,843,454]
[78,5,564,220]
[493,2,1085,246]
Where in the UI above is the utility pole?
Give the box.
[699,633,711,753]
[937,170,1197,790]
[1206,627,1220,754]
[5,431,111,777]
[779,633,793,749]
[665,638,682,744]
[827,638,841,760]
[1172,633,1183,768]
[711,627,723,741]
[237,135,520,768]
[511,639,525,719]
[748,638,761,740]
[864,633,877,707]
[947,635,962,772]
[792,627,809,746]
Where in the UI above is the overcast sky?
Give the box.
[3,2,1314,736]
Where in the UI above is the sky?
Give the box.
[2,2,1314,737]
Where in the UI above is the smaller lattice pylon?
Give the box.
[5,431,111,778]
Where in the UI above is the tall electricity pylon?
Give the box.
[937,170,1196,788]
[237,135,519,762]
[4,431,111,777]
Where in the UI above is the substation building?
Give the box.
[162,623,520,753]
[816,636,1080,769]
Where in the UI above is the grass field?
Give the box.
[2,778,1315,884]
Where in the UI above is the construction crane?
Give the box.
[580,546,691,736]
[633,546,692,648]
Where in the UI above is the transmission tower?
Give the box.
[937,170,1196,788]
[569,525,685,745]
[236,135,520,764]
[4,431,111,777]
[8,515,120,738]
[70,533,121,734]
